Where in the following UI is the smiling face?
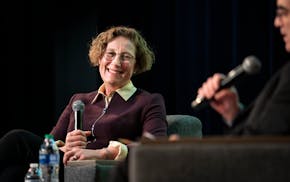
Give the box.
[274,0,290,52]
[98,36,136,94]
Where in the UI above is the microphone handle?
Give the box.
[191,96,210,111]
[74,110,83,130]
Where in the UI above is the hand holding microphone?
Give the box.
[191,55,261,111]
[62,100,88,155]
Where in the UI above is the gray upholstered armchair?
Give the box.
[64,114,203,182]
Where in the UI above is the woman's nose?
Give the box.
[111,55,122,66]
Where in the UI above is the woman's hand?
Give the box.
[60,130,91,153]
[63,145,119,165]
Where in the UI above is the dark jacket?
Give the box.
[228,61,290,135]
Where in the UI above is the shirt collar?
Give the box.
[91,81,137,104]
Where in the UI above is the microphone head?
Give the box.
[242,55,262,75]
[72,100,85,111]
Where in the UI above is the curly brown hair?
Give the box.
[88,26,155,75]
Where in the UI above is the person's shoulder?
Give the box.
[135,89,165,102]
[283,61,290,70]
[133,89,166,108]
[70,90,98,104]
[136,88,163,98]
[279,61,290,75]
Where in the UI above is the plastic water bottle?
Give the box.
[39,134,60,182]
[24,163,41,182]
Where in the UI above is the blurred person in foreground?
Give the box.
[195,0,290,135]
[0,26,168,182]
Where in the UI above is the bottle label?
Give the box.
[39,153,49,164]
[49,154,59,165]
[39,153,59,165]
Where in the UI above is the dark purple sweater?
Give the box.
[50,89,168,149]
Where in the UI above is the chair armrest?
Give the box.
[64,160,120,182]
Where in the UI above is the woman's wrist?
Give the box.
[109,141,128,160]
[102,147,112,160]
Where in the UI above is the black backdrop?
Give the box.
[1,0,289,137]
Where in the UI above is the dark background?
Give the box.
[1,0,289,138]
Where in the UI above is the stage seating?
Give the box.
[64,114,202,182]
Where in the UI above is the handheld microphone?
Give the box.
[72,100,85,130]
[191,55,262,110]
